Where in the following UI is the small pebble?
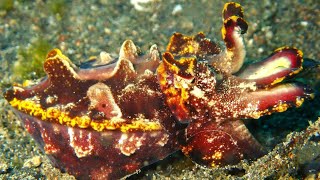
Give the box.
[23,156,42,168]
[258,47,264,53]
[104,28,112,35]
[0,161,9,174]
[172,4,182,15]
[300,21,308,27]
[130,0,153,11]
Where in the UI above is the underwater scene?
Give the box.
[0,0,319,179]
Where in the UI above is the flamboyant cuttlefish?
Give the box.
[3,2,315,179]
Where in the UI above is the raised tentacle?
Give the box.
[237,47,303,87]
[211,2,248,74]
[243,83,314,119]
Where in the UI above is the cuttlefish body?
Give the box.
[157,2,313,167]
[3,2,315,179]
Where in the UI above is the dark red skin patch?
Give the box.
[15,110,179,179]
[182,128,242,167]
